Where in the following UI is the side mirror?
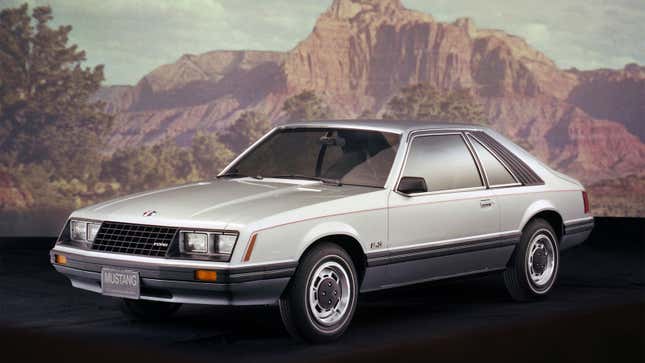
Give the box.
[397,176,428,195]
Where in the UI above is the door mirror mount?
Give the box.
[397,176,428,195]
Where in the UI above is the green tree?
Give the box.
[382,84,488,125]
[225,111,271,153]
[0,4,111,180]
[147,141,197,187]
[282,90,332,121]
[192,132,235,179]
[100,147,156,193]
[101,135,234,193]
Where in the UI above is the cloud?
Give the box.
[2,0,328,84]
[1,0,643,84]
[522,23,550,47]
[404,0,644,70]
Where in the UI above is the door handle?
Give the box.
[480,199,493,208]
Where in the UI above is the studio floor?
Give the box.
[0,218,642,363]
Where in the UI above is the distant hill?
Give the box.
[96,0,645,189]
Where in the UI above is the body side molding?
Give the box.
[366,233,521,267]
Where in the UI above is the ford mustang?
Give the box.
[50,120,594,342]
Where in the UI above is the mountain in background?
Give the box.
[95,0,644,214]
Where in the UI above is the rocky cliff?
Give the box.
[566,64,645,141]
[97,0,645,187]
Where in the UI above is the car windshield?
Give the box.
[222,128,401,188]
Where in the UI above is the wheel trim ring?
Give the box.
[306,259,352,327]
[524,228,558,293]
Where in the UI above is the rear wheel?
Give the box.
[120,299,181,321]
[504,218,560,301]
[279,243,358,343]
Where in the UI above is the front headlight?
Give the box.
[180,231,238,256]
[70,220,87,242]
[70,219,101,243]
[215,234,237,254]
[87,222,101,242]
[183,232,208,253]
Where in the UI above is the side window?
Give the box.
[469,136,517,186]
[401,134,482,192]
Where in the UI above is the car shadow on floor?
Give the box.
[128,272,510,342]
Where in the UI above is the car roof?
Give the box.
[281,119,489,134]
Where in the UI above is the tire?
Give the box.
[504,218,560,302]
[120,299,181,322]
[279,243,358,343]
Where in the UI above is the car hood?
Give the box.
[74,178,377,229]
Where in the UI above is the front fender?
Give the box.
[242,206,386,264]
[297,221,363,258]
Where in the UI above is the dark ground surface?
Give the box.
[0,217,643,363]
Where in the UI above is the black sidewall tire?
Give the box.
[504,219,560,301]
[279,243,358,343]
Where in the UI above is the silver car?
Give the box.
[50,120,594,342]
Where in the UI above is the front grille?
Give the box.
[91,221,177,257]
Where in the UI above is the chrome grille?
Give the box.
[91,221,177,257]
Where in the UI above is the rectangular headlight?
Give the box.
[87,222,101,242]
[180,230,238,257]
[215,234,237,254]
[70,220,87,242]
[182,232,208,253]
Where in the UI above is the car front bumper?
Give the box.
[50,245,296,305]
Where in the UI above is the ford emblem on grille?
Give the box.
[142,210,157,217]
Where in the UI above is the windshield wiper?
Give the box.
[217,172,263,180]
[217,172,247,179]
[267,174,342,186]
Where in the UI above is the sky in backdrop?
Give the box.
[3,0,643,85]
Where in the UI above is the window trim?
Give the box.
[463,132,489,189]
[470,130,544,186]
[465,133,521,189]
[394,131,487,197]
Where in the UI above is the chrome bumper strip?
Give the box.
[51,244,296,271]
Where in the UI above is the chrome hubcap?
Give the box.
[527,232,556,287]
[308,260,351,326]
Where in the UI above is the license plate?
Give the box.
[101,268,140,299]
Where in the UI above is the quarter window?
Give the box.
[469,137,516,186]
[401,134,482,192]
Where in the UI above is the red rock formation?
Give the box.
[567,64,645,140]
[96,0,645,187]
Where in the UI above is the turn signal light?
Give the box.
[243,234,258,262]
[195,270,217,282]
[54,254,67,265]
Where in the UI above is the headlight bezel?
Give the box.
[69,219,102,244]
[179,230,239,258]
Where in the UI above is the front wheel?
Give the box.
[504,218,560,301]
[279,243,358,343]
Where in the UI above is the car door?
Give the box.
[385,131,505,287]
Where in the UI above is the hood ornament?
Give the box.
[142,210,157,217]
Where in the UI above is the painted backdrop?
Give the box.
[1,0,643,235]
